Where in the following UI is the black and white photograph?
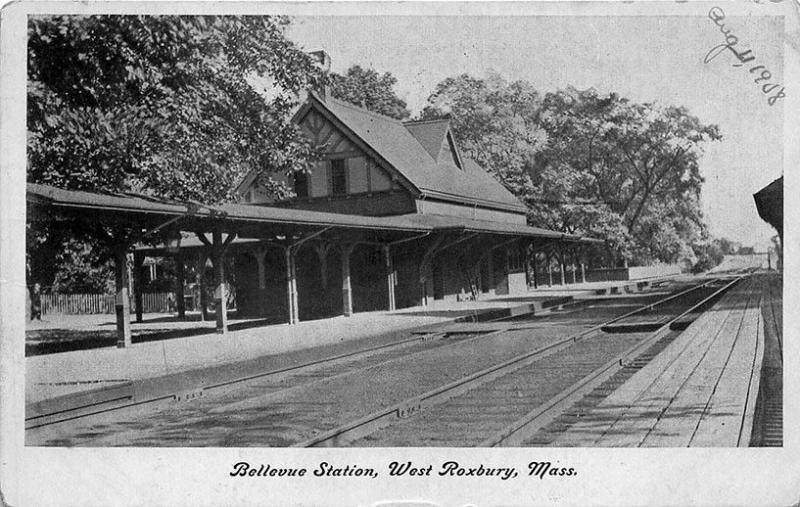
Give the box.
[1,1,796,505]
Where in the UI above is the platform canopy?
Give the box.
[753,176,783,241]
[27,182,608,343]
[27,183,605,246]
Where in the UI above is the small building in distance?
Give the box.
[753,176,783,243]
[754,176,783,271]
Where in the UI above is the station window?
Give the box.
[330,159,347,196]
[507,247,523,272]
[293,171,309,198]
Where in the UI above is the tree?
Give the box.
[28,15,323,203]
[27,15,324,292]
[531,87,721,265]
[421,73,545,187]
[717,237,741,256]
[329,65,410,120]
[421,75,722,266]
[421,75,627,260]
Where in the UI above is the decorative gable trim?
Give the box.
[299,108,359,154]
[234,168,260,197]
[299,94,421,198]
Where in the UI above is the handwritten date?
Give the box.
[704,6,785,106]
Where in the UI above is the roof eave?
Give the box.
[419,189,527,213]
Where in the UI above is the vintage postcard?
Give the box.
[0,1,797,505]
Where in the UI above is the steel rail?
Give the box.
[28,295,549,431]
[26,329,443,431]
[25,276,683,431]
[25,276,700,436]
[295,276,735,448]
[482,275,744,447]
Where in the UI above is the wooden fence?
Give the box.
[41,292,172,315]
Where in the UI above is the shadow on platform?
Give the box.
[26,315,280,356]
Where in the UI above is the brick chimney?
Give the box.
[309,50,332,101]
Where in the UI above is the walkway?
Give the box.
[544,274,771,447]
[27,288,597,403]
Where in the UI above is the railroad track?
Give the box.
[296,276,741,447]
[27,288,598,436]
[29,276,733,447]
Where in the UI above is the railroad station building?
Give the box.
[28,89,603,346]
[229,91,574,320]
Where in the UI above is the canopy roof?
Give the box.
[753,176,783,239]
[27,183,604,245]
[392,213,603,244]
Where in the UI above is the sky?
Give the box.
[285,11,786,251]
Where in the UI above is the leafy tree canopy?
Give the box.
[26,15,324,290]
[329,65,411,120]
[421,74,722,267]
[28,15,323,203]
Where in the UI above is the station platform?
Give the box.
[532,274,684,296]
[545,273,780,447]
[27,286,605,404]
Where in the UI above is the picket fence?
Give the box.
[40,292,172,315]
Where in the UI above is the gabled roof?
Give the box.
[306,93,526,213]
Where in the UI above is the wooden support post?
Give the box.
[133,251,144,323]
[571,251,577,285]
[255,250,267,290]
[581,262,586,284]
[127,253,134,302]
[290,250,299,323]
[176,250,185,319]
[212,228,227,334]
[114,247,132,348]
[547,253,553,287]
[532,250,539,289]
[253,247,268,318]
[487,249,495,293]
[196,251,209,321]
[284,246,298,324]
[313,243,330,290]
[524,243,531,288]
[341,244,355,317]
[384,244,396,311]
[419,235,445,306]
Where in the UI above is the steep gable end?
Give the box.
[299,109,358,154]
[308,93,526,213]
